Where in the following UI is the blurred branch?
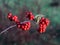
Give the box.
[0,25,16,35]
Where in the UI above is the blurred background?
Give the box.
[0,0,60,45]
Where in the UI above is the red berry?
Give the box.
[25,23,28,26]
[41,17,45,20]
[27,22,30,25]
[45,18,50,26]
[25,25,27,28]
[8,13,12,17]
[21,25,24,29]
[12,16,18,21]
[17,24,20,28]
[7,13,13,21]
[24,27,27,30]
[40,29,43,33]
[38,28,42,33]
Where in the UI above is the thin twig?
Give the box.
[0,25,16,35]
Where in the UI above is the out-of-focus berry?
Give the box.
[7,13,13,21]
[17,24,21,28]
[45,18,50,26]
[12,16,18,22]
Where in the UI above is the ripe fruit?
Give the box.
[38,17,50,33]
[26,12,34,20]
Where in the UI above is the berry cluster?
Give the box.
[7,13,31,31]
[26,12,34,20]
[7,12,50,33]
[38,17,50,33]
[20,21,31,30]
[8,13,20,24]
